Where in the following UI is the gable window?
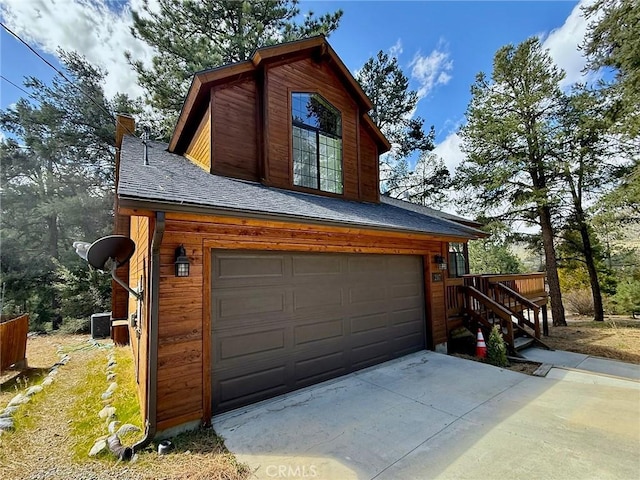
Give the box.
[292,93,343,194]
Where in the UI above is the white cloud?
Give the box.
[410,44,453,99]
[433,131,464,175]
[388,38,403,57]
[541,0,599,88]
[0,0,155,100]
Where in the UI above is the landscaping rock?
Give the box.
[116,423,141,436]
[0,417,15,431]
[98,406,116,419]
[106,373,116,381]
[0,406,18,418]
[101,391,113,400]
[107,360,116,368]
[26,385,44,396]
[41,377,54,387]
[106,382,118,393]
[88,438,107,456]
[8,393,29,407]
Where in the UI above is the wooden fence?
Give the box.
[0,314,29,371]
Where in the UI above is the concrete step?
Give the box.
[513,336,535,351]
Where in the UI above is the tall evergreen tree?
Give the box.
[457,38,567,326]
[583,0,640,137]
[355,50,437,198]
[128,0,343,139]
[0,51,138,328]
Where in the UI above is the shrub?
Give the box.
[487,325,508,367]
[564,289,595,316]
[59,317,91,335]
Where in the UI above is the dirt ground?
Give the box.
[543,314,640,364]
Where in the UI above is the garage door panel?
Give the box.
[212,251,425,413]
[294,351,347,384]
[293,287,343,310]
[294,318,344,345]
[217,365,288,410]
[218,328,286,360]
[350,313,388,334]
[391,308,424,326]
[217,289,286,318]
[348,285,386,304]
[292,255,343,275]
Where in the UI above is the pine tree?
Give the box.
[355,50,437,198]
[0,51,139,328]
[457,38,567,326]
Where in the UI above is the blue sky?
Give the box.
[1,0,592,173]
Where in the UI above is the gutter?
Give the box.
[133,211,165,453]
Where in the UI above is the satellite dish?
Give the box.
[86,235,136,270]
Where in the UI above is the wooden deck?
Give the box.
[446,273,550,354]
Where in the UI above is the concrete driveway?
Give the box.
[213,352,640,480]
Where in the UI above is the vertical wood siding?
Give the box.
[184,107,211,171]
[211,79,259,181]
[265,58,361,199]
[0,314,28,371]
[128,216,151,420]
[359,123,380,203]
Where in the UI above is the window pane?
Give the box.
[293,125,317,189]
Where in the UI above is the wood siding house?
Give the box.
[113,36,488,442]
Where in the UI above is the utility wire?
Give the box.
[1,22,139,139]
[1,74,32,97]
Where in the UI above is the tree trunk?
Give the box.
[576,212,605,322]
[539,205,567,326]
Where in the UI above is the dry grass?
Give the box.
[543,315,640,364]
[0,334,248,480]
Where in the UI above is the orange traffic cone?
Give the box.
[476,328,487,358]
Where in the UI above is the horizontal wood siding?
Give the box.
[265,58,360,200]
[128,216,151,420]
[153,211,452,429]
[184,107,211,171]
[211,78,259,181]
[359,123,379,203]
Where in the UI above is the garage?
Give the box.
[211,250,426,412]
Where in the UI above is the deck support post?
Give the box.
[541,305,549,336]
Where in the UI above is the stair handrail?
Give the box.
[490,282,541,338]
[462,285,515,349]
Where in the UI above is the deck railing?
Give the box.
[0,314,29,371]
[447,273,549,352]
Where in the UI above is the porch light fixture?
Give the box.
[434,255,448,271]
[174,245,190,277]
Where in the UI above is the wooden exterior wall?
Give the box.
[128,215,152,419]
[359,123,379,203]
[180,57,383,203]
[211,78,259,181]
[265,57,360,199]
[148,211,454,431]
[184,106,211,172]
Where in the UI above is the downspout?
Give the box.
[133,211,165,453]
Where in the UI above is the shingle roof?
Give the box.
[380,196,482,228]
[118,136,484,239]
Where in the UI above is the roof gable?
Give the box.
[169,36,390,154]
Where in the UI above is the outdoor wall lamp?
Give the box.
[174,244,190,277]
[434,255,448,270]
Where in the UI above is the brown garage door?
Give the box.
[211,251,426,412]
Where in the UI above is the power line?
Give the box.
[1,75,32,97]
[1,22,139,139]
